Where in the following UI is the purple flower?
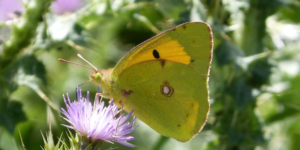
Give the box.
[51,0,86,15]
[61,88,138,147]
[0,0,24,22]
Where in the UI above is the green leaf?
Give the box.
[278,1,300,23]
[0,54,47,99]
[17,55,47,84]
[155,0,189,23]
[214,38,243,66]
[0,126,22,150]
[265,76,300,124]
[246,57,272,88]
[0,99,27,133]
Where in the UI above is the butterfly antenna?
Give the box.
[77,54,98,71]
[58,58,95,71]
[78,80,92,87]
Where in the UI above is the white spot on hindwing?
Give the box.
[163,86,170,95]
[160,81,174,97]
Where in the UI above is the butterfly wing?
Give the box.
[111,22,213,77]
[109,22,213,142]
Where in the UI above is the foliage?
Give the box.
[1,0,300,149]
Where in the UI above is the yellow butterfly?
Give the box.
[60,22,213,142]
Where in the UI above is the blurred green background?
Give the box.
[1,0,300,149]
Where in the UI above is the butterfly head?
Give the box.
[89,70,102,85]
[89,68,113,85]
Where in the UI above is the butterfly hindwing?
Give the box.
[113,60,209,141]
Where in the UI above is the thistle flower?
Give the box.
[51,0,86,15]
[61,88,138,147]
[0,0,24,22]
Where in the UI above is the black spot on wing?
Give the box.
[153,49,160,59]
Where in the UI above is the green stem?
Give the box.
[1,0,52,67]
[152,136,169,150]
[241,0,280,55]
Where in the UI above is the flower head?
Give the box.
[61,88,138,147]
[0,0,24,22]
[51,0,86,15]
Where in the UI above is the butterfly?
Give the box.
[60,22,213,142]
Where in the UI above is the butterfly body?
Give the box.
[90,22,213,142]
